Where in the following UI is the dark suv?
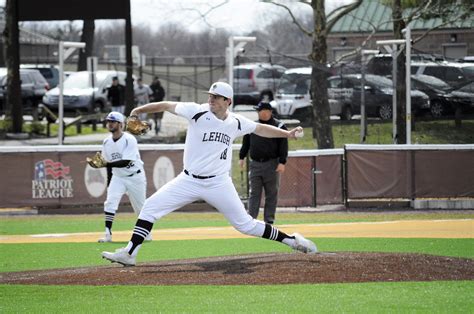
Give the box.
[411,74,471,117]
[411,62,474,88]
[328,74,430,120]
[0,68,50,114]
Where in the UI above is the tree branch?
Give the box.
[404,0,433,23]
[178,0,230,30]
[330,12,394,65]
[412,12,470,44]
[325,0,363,35]
[405,1,473,44]
[262,0,313,36]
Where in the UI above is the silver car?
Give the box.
[233,63,286,105]
[42,70,127,114]
[271,67,345,124]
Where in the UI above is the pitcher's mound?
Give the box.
[1,252,473,285]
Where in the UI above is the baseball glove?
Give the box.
[86,152,108,168]
[126,115,151,135]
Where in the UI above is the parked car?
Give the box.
[411,61,474,87]
[0,67,50,114]
[411,74,471,117]
[450,81,474,112]
[42,70,127,114]
[462,56,474,63]
[20,64,60,88]
[327,74,430,120]
[367,54,446,76]
[233,63,286,105]
[270,67,345,123]
[367,55,474,87]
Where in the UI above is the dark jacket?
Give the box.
[150,82,165,102]
[107,84,125,107]
[239,117,288,164]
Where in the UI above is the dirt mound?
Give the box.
[1,252,473,285]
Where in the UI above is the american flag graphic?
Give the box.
[34,159,70,180]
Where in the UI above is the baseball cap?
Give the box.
[105,111,124,123]
[254,102,273,111]
[207,82,233,99]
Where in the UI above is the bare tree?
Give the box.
[77,20,95,71]
[267,0,471,146]
[265,0,363,149]
[2,0,22,133]
[259,15,312,55]
[389,0,473,142]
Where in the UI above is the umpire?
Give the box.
[239,101,288,225]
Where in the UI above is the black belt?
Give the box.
[127,170,141,177]
[184,169,215,179]
[251,157,272,162]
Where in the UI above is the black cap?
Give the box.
[254,102,273,111]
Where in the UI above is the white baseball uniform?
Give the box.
[138,102,267,237]
[102,132,146,215]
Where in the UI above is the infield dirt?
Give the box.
[1,219,473,285]
[1,252,473,285]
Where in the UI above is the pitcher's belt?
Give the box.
[184,169,216,179]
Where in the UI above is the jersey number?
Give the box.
[220,148,228,160]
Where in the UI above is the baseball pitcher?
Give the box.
[102,82,316,266]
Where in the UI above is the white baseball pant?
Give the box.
[139,172,266,237]
[104,172,147,215]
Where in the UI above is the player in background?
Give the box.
[133,77,153,121]
[97,111,149,243]
[101,82,317,266]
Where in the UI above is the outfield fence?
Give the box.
[0,144,472,213]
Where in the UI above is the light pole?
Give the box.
[360,49,379,143]
[58,41,86,145]
[227,36,256,107]
[376,25,412,144]
[402,26,412,145]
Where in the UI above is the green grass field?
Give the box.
[0,211,473,313]
[293,119,474,149]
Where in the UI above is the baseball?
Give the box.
[295,130,304,138]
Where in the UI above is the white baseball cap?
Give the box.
[207,82,233,99]
[105,111,124,123]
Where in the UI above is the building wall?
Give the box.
[328,29,474,62]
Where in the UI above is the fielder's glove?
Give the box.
[126,115,151,135]
[86,152,108,168]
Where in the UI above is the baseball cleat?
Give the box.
[101,248,136,266]
[291,233,318,254]
[98,234,112,243]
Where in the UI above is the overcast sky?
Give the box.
[2,0,352,34]
[132,0,352,33]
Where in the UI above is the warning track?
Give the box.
[1,219,472,244]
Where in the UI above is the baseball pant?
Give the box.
[139,172,266,237]
[104,172,147,215]
[248,158,280,224]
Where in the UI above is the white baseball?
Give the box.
[295,130,304,138]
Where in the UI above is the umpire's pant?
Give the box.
[247,158,280,224]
